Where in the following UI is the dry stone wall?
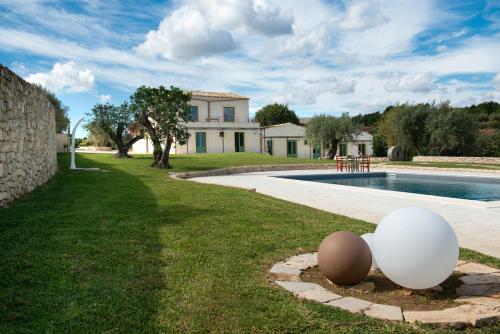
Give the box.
[413,156,500,164]
[0,65,57,207]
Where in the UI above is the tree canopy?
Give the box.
[130,86,191,168]
[36,85,70,133]
[305,113,360,159]
[87,102,144,158]
[254,103,299,126]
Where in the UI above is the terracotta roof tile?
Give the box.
[189,91,249,100]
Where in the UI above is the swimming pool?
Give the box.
[277,172,500,202]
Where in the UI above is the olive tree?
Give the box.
[87,102,144,158]
[305,114,360,159]
[130,86,191,169]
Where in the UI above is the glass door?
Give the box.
[196,132,206,153]
[235,132,245,152]
[313,144,321,159]
[358,143,366,156]
[266,139,273,155]
[287,139,297,158]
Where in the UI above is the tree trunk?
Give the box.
[158,136,173,169]
[114,147,132,158]
[108,126,130,159]
[116,134,144,159]
[327,139,339,159]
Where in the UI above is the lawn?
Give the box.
[0,153,498,333]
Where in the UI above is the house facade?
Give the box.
[175,91,261,154]
[131,91,373,158]
[261,123,373,159]
[132,91,261,154]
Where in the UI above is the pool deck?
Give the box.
[191,168,500,258]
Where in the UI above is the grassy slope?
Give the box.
[0,153,498,333]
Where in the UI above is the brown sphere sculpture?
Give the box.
[318,231,372,285]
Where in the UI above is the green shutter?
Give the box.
[196,132,206,153]
[287,140,297,158]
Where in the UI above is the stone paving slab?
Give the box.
[270,264,302,281]
[365,303,403,321]
[454,263,500,275]
[460,273,500,285]
[275,281,319,293]
[296,288,342,303]
[349,281,375,292]
[456,284,500,298]
[455,296,500,308]
[403,305,475,329]
[284,252,318,270]
[326,297,373,313]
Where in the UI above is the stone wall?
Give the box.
[0,65,57,207]
[412,156,500,164]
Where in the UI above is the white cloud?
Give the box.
[100,94,111,103]
[136,0,293,60]
[384,72,436,92]
[136,6,237,60]
[25,61,95,93]
[340,0,388,31]
[274,77,356,105]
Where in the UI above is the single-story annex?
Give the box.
[131,91,373,158]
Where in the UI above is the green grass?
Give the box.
[1,153,498,333]
[377,161,500,170]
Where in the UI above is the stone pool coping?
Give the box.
[270,252,500,329]
[171,163,500,180]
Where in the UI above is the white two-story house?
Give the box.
[131,91,262,154]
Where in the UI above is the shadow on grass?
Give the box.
[0,154,207,333]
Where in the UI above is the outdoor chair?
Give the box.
[336,155,348,172]
[360,155,370,172]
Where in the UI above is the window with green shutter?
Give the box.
[189,106,198,122]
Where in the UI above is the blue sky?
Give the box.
[1,0,499,137]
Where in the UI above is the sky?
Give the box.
[1,0,499,137]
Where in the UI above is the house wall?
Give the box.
[0,65,57,207]
[262,123,316,159]
[339,140,374,156]
[264,137,313,159]
[176,128,261,154]
[190,98,249,123]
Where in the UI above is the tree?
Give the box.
[426,106,479,156]
[130,86,191,168]
[305,114,360,159]
[87,102,144,158]
[36,85,70,133]
[372,132,388,157]
[84,122,113,147]
[254,103,299,126]
[391,103,431,156]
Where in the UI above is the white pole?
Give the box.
[70,117,84,170]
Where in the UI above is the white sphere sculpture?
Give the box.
[361,233,379,269]
[372,207,459,289]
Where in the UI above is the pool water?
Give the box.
[278,172,500,202]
